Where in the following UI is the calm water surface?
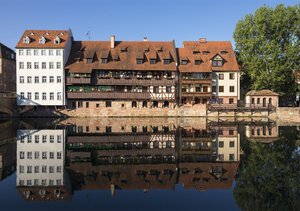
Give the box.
[0,118,299,211]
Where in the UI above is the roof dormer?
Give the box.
[23,36,30,44]
[54,36,61,44]
[211,54,224,67]
[44,32,49,35]
[29,32,34,35]
[58,32,64,36]
[39,36,46,44]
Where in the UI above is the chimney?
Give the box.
[199,38,207,43]
[144,37,148,42]
[111,35,115,49]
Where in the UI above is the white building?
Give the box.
[16,30,73,106]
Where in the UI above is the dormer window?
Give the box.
[212,60,223,67]
[157,48,163,53]
[76,59,80,63]
[181,60,188,65]
[101,58,107,64]
[194,60,201,65]
[23,36,30,44]
[221,51,228,55]
[203,51,209,55]
[58,32,64,36]
[136,59,143,64]
[44,32,49,35]
[54,36,61,44]
[29,32,34,35]
[150,59,156,64]
[193,51,200,55]
[39,36,46,44]
[86,58,93,64]
[163,59,170,64]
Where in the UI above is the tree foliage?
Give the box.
[233,4,300,103]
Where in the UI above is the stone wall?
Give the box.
[270,107,300,123]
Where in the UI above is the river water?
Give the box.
[0,118,299,211]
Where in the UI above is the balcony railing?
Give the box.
[67,91,151,100]
[181,79,211,84]
[96,78,175,86]
[181,92,212,97]
[66,77,91,84]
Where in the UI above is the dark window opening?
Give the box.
[136,59,143,64]
[86,102,89,108]
[78,101,83,108]
[163,59,170,64]
[150,59,156,64]
[142,101,147,108]
[106,126,112,133]
[101,58,107,64]
[163,101,169,108]
[106,101,111,107]
[153,101,158,108]
[132,101,137,108]
[194,60,201,65]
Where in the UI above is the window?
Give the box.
[218,154,224,161]
[57,166,62,173]
[106,101,111,107]
[106,126,112,133]
[163,59,170,64]
[229,98,234,104]
[27,152,32,159]
[153,101,158,108]
[203,51,209,55]
[57,92,62,100]
[27,76,32,83]
[194,60,201,65]
[35,92,39,100]
[34,76,39,83]
[57,62,61,69]
[20,151,25,159]
[229,154,235,161]
[42,76,47,83]
[230,141,235,147]
[221,51,228,55]
[28,135,32,143]
[50,92,54,100]
[50,152,54,159]
[19,49,24,55]
[193,51,200,54]
[150,59,156,64]
[212,86,216,92]
[166,86,171,93]
[34,151,39,160]
[27,62,32,69]
[19,62,24,69]
[153,86,159,93]
[20,92,25,99]
[219,141,224,148]
[34,62,39,69]
[49,62,54,69]
[42,152,47,159]
[20,76,24,83]
[34,49,38,55]
[49,76,54,83]
[49,166,54,173]
[42,135,47,143]
[181,60,188,65]
[56,50,61,56]
[41,50,46,56]
[27,166,32,173]
[219,73,224,80]
[42,62,46,69]
[257,98,260,104]
[26,49,31,55]
[19,166,24,173]
[78,101,83,108]
[96,103,100,108]
[57,152,62,159]
[136,59,143,64]
[229,73,235,79]
[230,86,235,92]
[39,36,46,44]
[49,50,53,55]
[57,135,61,143]
[218,98,223,104]
[132,101,137,108]
[219,86,224,92]
[57,76,61,83]
[85,102,89,108]
[42,92,46,100]
[212,60,223,67]
[54,36,61,44]
[27,92,32,100]
[101,58,107,64]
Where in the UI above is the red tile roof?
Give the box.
[16,30,71,49]
[245,90,279,96]
[65,41,177,73]
[178,41,239,72]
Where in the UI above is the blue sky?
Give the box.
[0,0,298,50]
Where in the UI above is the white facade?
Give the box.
[212,71,240,101]
[16,129,66,187]
[16,31,73,106]
[212,133,240,162]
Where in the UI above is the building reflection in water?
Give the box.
[16,118,243,200]
[16,129,72,201]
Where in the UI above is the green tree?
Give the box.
[233,4,300,104]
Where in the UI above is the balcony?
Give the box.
[66,77,91,85]
[97,78,175,86]
[181,79,211,84]
[67,91,151,100]
[181,92,212,97]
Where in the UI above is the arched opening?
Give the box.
[263,98,266,107]
[163,101,169,108]
[269,98,272,105]
[195,97,200,104]
[153,101,158,108]
[251,98,255,104]
[257,98,260,104]
[142,101,147,108]
[132,101,137,108]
